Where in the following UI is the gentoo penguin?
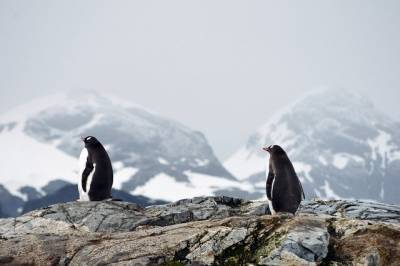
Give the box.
[77,136,113,201]
[263,145,304,214]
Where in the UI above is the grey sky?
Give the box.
[1,0,399,160]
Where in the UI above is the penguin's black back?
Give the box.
[86,141,113,201]
[270,147,303,214]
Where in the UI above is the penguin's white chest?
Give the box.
[77,148,95,201]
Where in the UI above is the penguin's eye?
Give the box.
[86,137,92,141]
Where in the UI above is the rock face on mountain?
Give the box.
[1,196,399,265]
[0,185,23,217]
[225,89,400,204]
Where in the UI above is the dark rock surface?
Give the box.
[1,196,400,265]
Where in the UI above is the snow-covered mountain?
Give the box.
[0,90,258,216]
[225,89,400,204]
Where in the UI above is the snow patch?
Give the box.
[132,171,254,202]
[114,166,139,190]
[158,157,169,165]
[318,156,328,166]
[195,158,209,167]
[292,162,314,183]
[254,181,265,188]
[224,148,266,179]
[261,122,297,149]
[368,130,400,167]
[113,161,124,170]
[0,126,77,196]
[333,154,349,170]
[332,153,365,169]
[320,181,341,200]
[225,122,298,180]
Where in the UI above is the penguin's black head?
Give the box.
[81,136,100,148]
[262,145,285,154]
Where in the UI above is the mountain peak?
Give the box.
[0,91,254,217]
[225,89,400,204]
[0,90,158,123]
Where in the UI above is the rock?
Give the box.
[0,201,147,237]
[259,216,329,265]
[300,199,400,224]
[145,196,255,226]
[0,197,400,265]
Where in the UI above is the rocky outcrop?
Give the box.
[0,197,400,265]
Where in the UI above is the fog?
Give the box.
[1,0,399,159]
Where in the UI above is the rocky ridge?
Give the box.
[0,197,400,265]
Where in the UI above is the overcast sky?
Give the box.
[1,0,399,160]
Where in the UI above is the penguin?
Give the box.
[263,145,305,215]
[77,136,113,201]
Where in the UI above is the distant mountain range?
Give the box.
[1,88,399,217]
[0,90,256,217]
[224,89,400,204]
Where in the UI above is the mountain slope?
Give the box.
[225,89,400,204]
[0,90,258,216]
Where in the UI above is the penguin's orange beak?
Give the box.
[80,136,85,142]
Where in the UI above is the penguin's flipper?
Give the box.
[266,163,275,201]
[82,159,94,192]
